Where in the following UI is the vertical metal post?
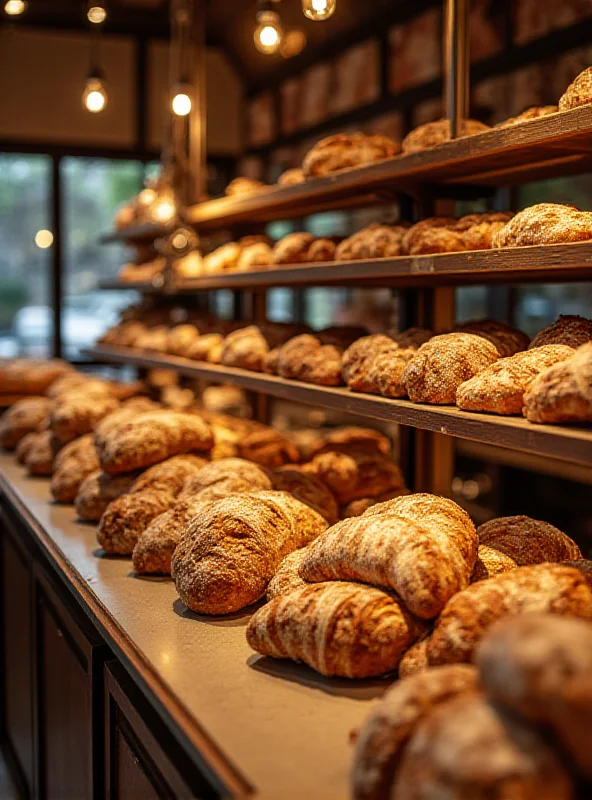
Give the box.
[51,156,62,359]
[190,0,207,204]
[444,0,469,139]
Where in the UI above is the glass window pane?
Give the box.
[61,157,143,360]
[0,153,52,357]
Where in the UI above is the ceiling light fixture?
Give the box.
[302,0,336,21]
[4,0,27,15]
[171,81,192,117]
[83,70,108,113]
[87,2,107,25]
[254,1,283,55]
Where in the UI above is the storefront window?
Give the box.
[0,153,52,357]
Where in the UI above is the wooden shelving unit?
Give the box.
[99,222,171,245]
[86,345,592,468]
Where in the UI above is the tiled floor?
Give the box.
[0,752,19,800]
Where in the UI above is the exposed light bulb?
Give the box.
[153,200,175,223]
[87,4,107,24]
[4,0,27,15]
[302,0,336,21]
[254,10,282,55]
[35,230,53,249]
[137,187,157,207]
[172,91,192,116]
[83,76,108,113]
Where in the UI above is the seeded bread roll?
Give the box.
[75,470,137,521]
[302,452,406,506]
[128,454,208,497]
[238,428,300,468]
[0,396,52,450]
[96,411,213,475]
[492,202,592,248]
[397,636,431,678]
[427,564,592,666]
[301,494,477,619]
[271,465,339,524]
[401,118,490,154]
[476,613,592,779]
[392,692,574,800]
[402,333,501,404]
[50,434,100,504]
[220,325,270,371]
[477,515,582,565]
[470,544,518,582]
[247,581,425,678]
[266,547,309,600]
[25,430,63,476]
[172,491,327,614]
[456,345,575,415]
[302,133,400,179]
[98,489,174,555]
[529,315,592,350]
[342,335,396,393]
[558,65,592,111]
[523,341,592,424]
[351,664,478,800]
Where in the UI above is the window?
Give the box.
[0,153,52,357]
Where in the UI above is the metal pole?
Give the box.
[444,0,469,139]
[189,0,207,204]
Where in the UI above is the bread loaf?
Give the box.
[75,470,137,521]
[172,491,327,614]
[397,636,430,678]
[471,544,517,582]
[128,454,207,497]
[342,335,397,393]
[427,564,592,666]
[340,488,410,519]
[302,452,405,506]
[455,319,529,357]
[391,692,574,800]
[98,489,174,555]
[477,515,582,565]
[476,613,592,778]
[351,664,478,800]
[50,391,120,444]
[25,430,62,476]
[220,326,270,371]
[529,315,592,350]
[456,345,575,414]
[181,457,272,500]
[277,334,343,386]
[496,105,557,127]
[50,434,100,503]
[266,548,309,600]
[307,426,391,459]
[96,411,213,474]
[301,494,477,619]
[278,167,304,186]
[272,233,315,265]
[225,177,267,196]
[302,133,400,178]
[523,341,592,423]
[238,428,300,468]
[492,203,592,248]
[401,118,490,154]
[247,581,425,678]
[0,358,73,395]
[16,431,38,464]
[270,466,339,524]
[558,66,592,111]
[167,324,201,356]
[186,333,225,363]
[0,397,52,449]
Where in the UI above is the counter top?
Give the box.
[0,454,386,799]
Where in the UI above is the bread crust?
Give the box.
[277,334,343,386]
[303,452,405,506]
[559,66,592,111]
[181,457,272,499]
[302,133,400,178]
[75,470,137,521]
[0,358,73,395]
[98,489,174,555]
[529,315,592,350]
[401,118,490,154]
[477,515,582,564]
[266,548,309,601]
[496,105,557,127]
[524,341,592,424]
[0,397,52,450]
[50,434,100,503]
[25,430,62,476]
[220,325,270,371]
[492,203,592,247]
[471,544,518,582]
[51,392,120,443]
[271,465,339,524]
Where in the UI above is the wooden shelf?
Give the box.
[186,107,592,229]
[99,241,592,293]
[99,276,166,292]
[86,345,592,468]
[99,223,171,245]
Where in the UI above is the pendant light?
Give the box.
[171,81,192,116]
[254,0,283,55]
[302,0,336,21]
[4,0,27,14]
[83,33,108,113]
[87,1,107,25]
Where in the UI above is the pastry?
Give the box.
[172,491,328,614]
[277,334,343,386]
[471,544,518,582]
[25,430,62,476]
[98,489,175,555]
[238,428,300,468]
[476,612,592,778]
[456,344,575,414]
[271,465,339,525]
[50,434,100,503]
[272,232,315,265]
[496,105,557,127]
[246,581,425,678]
[402,333,501,404]
[301,494,477,619]
[351,664,478,800]
[392,692,573,800]
[0,396,52,450]
[50,391,120,444]
[75,470,137,521]
[128,454,207,497]
[427,563,592,666]
[220,326,270,371]
[529,315,592,349]
[302,133,400,179]
[558,66,592,111]
[95,411,213,474]
[266,548,309,600]
[225,177,268,197]
[401,118,490,154]
[277,167,305,187]
[303,452,405,506]
[477,515,582,565]
[492,203,592,248]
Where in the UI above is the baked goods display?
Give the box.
[75,471,138,522]
[496,105,558,127]
[0,397,52,450]
[50,434,100,504]
[558,65,592,111]
[524,342,592,424]
[493,203,592,248]
[0,359,73,395]
[401,118,490,153]
[335,224,410,260]
[225,177,269,197]
[301,133,401,178]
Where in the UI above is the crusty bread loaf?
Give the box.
[301,494,477,619]
[307,426,391,459]
[558,66,592,111]
[220,325,270,371]
[529,315,592,350]
[302,452,405,506]
[266,547,309,600]
[336,224,409,261]
[270,465,339,524]
[427,564,592,666]
[456,345,575,415]
[247,581,425,678]
[181,458,272,500]
[0,396,52,450]
[342,335,397,393]
[456,318,530,358]
[25,430,62,476]
[397,636,430,678]
[128,454,207,497]
[238,428,300,468]
[95,411,213,474]
[401,118,490,154]
[471,544,518,582]
[0,358,73,395]
[98,489,174,555]
[351,664,478,800]
[493,203,592,248]
[302,133,400,179]
[391,692,574,800]
[75,470,137,521]
[167,324,201,356]
[16,431,38,464]
[476,613,592,778]
[50,434,100,503]
[235,241,273,271]
[402,333,501,404]
[496,105,557,128]
[172,491,327,614]
[50,391,120,443]
[225,177,267,197]
[272,232,315,265]
[523,341,592,423]
[477,515,582,565]
[186,333,225,363]
[278,167,304,187]
[277,334,343,386]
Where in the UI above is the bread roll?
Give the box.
[167,324,201,356]
[172,491,327,614]
[455,319,529,357]
[270,466,339,524]
[529,315,592,350]
[558,66,592,111]
[492,203,592,248]
[181,458,272,499]
[352,664,478,800]
[0,358,73,395]
[278,167,304,186]
[307,426,391,459]
[128,454,207,497]
[25,430,62,476]
[98,489,174,555]
[342,335,396,393]
[0,397,52,449]
[272,233,315,265]
[427,564,592,666]
[247,581,425,678]
[523,341,592,423]
[277,334,344,386]
[401,118,490,154]
[496,105,557,127]
[75,470,137,521]
[302,133,400,178]
[477,515,582,565]
[16,431,38,464]
[225,177,267,197]
[266,548,309,600]
[302,452,405,506]
[397,636,430,678]
[220,326,270,371]
[238,428,300,468]
[50,391,120,443]
[50,434,100,503]
[471,544,517,582]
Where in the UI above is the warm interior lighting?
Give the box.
[4,0,26,15]
[281,29,307,58]
[172,91,192,117]
[87,4,107,24]
[83,75,107,113]
[172,232,188,251]
[137,187,157,207]
[254,10,282,55]
[302,0,336,21]
[35,230,53,249]
[153,199,176,223]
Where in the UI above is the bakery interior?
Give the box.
[1,0,592,798]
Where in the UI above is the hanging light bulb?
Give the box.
[302,0,336,21]
[254,4,283,55]
[87,2,107,25]
[83,72,108,113]
[4,0,27,15]
[171,82,192,117]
